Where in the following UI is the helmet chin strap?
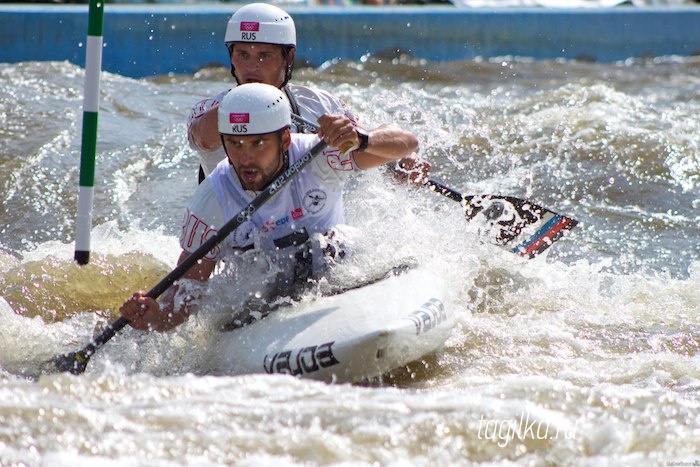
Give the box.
[276,131,289,175]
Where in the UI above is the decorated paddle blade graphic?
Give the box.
[461,194,578,258]
[426,180,578,258]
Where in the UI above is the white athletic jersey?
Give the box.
[179,133,360,262]
[187,84,358,176]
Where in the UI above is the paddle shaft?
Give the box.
[54,139,328,374]
[424,178,464,203]
[426,178,541,211]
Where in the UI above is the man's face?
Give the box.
[230,43,292,88]
[222,130,290,191]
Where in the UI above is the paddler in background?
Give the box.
[187,2,428,185]
[120,83,419,331]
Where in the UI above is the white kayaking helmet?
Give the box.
[224,3,296,48]
[224,3,297,86]
[218,83,291,136]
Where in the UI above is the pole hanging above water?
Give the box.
[74,0,104,265]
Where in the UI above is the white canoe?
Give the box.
[204,267,454,384]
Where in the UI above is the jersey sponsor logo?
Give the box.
[240,21,259,32]
[229,112,250,124]
[290,207,304,220]
[404,298,446,335]
[236,204,256,223]
[261,215,291,233]
[263,341,339,376]
[303,189,327,214]
[180,208,219,260]
[326,149,354,172]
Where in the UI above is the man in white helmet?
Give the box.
[121,83,419,332]
[187,2,426,184]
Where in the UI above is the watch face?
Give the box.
[356,128,369,152]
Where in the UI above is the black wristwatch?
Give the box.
[355,127,369,152]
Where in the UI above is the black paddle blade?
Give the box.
[462,195,578,258]
[47,318,126,375]
[51,350,91,375]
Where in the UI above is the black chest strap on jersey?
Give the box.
[273,228,310,249]
[283,86,305,133]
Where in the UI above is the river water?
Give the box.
[0,56,699,465]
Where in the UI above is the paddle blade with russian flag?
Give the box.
[461,195,578,259]
[510,210,577,258]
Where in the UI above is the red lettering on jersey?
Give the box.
[326,149,354,172]
[180,208,219,260]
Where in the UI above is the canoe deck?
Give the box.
[204,267,454,384]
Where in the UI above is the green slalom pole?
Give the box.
[74,0,104,265]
